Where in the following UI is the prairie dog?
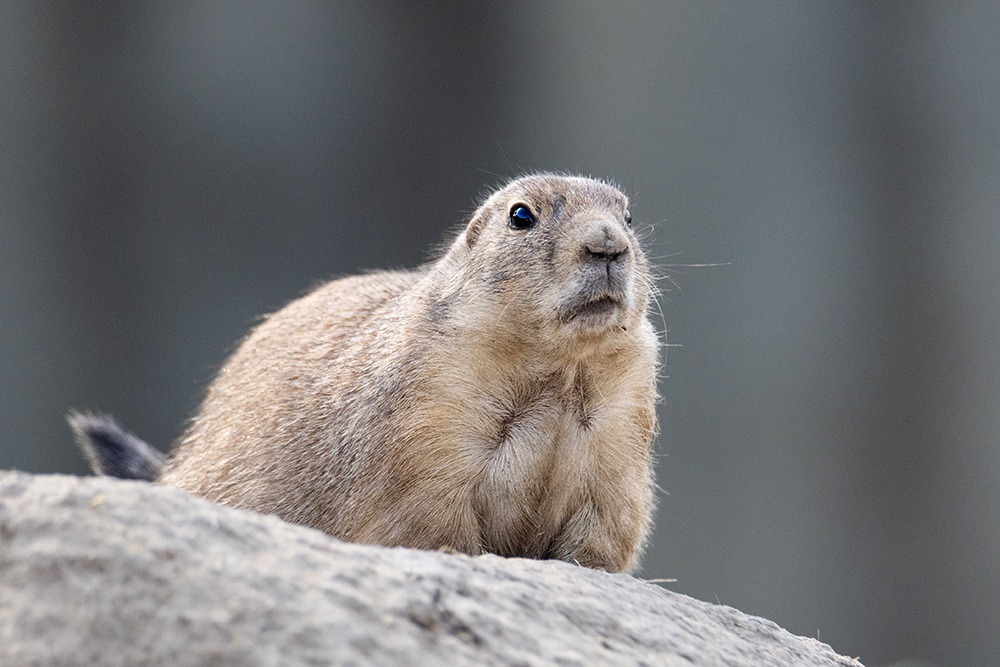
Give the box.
[73,174,660,572]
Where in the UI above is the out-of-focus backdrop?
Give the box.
[3,3,998,665]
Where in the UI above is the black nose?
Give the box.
[584,226,629,264]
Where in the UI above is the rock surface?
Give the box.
[0,472,861,666]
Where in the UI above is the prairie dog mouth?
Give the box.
[558,293,625,324]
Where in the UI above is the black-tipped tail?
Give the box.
[67,411,165,481]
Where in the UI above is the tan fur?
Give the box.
[159,174,659,572]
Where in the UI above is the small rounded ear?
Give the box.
[463,211,486,249]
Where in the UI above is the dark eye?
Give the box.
[508,204,536,230]
[624,209,632,227]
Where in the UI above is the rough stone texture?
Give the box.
[0,472,862,666]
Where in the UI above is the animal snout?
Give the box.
[583,225,630,264]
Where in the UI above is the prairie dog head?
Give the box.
[443,174,653,352]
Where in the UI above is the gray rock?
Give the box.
[0,472,862,666]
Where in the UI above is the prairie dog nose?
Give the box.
[583,224,629,263]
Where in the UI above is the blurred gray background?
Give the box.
[2,2,998,665]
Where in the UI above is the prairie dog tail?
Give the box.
[67,411,165,481]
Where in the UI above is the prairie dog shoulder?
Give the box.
[158,173,660,572]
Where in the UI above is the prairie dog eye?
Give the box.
[624,209,632,227]
[508,204,537,230]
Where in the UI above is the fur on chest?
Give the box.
[419,360,649,556]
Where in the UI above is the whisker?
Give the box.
[644,251,685,261]
[658,273,684,292]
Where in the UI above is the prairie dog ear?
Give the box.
[462,209,488,249]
